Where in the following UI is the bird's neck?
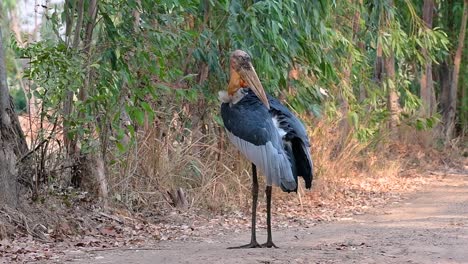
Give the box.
[219,88,246,105]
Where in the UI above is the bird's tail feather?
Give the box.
[293,139,313,189]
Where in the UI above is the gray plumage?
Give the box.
[221,89,313,192]
[225,130,297,190]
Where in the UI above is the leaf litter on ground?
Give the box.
[0,169,447,263]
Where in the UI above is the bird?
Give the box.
[219,50,313,248]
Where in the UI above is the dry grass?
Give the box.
[106,108,252,212]
[103,107,451,218]
[4,100,464,264]
[15,99,464,221]
[1,118,463,264]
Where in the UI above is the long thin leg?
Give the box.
[249,163,260,244]
[262,185,278,248]
[228,163,261,249]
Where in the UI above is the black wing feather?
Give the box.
[268,95,313,189]
[221,89,313,190]
[221,91,276,146]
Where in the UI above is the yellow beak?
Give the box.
[238,62,270,109]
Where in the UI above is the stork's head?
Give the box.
[228,50,270,109]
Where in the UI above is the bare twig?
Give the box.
[98,212,123,224]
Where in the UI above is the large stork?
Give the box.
[219,50,313,248]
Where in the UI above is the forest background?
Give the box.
[0,0,466,259]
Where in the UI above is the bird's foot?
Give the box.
[261,241,278,248]
[227,241,262,249]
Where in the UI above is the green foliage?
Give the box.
[9,88,26,113]
[0,0,16,10]
[14,0,453,155]
[19,41,85,140]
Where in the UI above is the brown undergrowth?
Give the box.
[1,110,465,263]
[109,112,462,235]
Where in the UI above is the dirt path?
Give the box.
[66,173,468,264]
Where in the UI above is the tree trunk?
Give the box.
[80,0,109,204]
[356,0,366,101]
[0,145,18,208]
[385,53,400,131]
[439,0,453,137]
[61,0,108,204]
[335,0,362,155]
[439,61,452,123]
[420,0,436,116]
[374,40,384,83]
[383,0,401,133]
[444,0,468,141]
[0,28,28,208]
[63,0,84,188]
[133,0,141,32]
